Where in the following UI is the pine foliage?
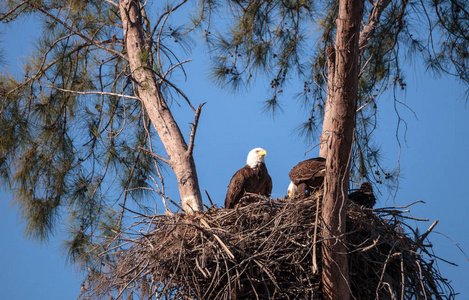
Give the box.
[202,0,469,188]
[0,0,198,266]
[1,0,467,296]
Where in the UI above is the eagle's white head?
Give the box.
[287,181,297,198]
[246,147,267,168]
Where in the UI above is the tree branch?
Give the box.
[162,59,193,82]
[413,220,439,250]
[155,72,196,112]
[139,147,170,165]
[188,103,206,155]
[359,0,392,50]
[152,0,188,39]
[0,0,28,21]
[51,86,140,100]
[102,0,119,8]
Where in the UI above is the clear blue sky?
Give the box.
[1,10,468,300]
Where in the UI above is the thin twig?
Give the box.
[139,147,170,165]
[51,86,140,100]
[188,103,206,155]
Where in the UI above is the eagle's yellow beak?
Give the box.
[258,149,267,156]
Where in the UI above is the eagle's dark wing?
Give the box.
[289,157,326,185]
[225,164,272,209]
[225,165,250,209]
[262,165,273,197]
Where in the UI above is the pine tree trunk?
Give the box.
[321,0,364,299]
[319,46,335,159]
[118,0,203,213]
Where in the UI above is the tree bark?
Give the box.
[118,0,203,213]
[321,0,364,299]
[319,45,336,159]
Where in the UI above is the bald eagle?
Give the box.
[287,157,326,198]
[348,182,376,208]
[225,148,272,209]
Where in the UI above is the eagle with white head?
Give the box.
[225,148,272,209]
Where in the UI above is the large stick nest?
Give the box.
[81,195,456,299]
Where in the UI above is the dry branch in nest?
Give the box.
[80,195,456,299]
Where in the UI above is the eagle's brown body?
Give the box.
[289,157,326,196]
[224,163,272,209]
[348,182,376,208]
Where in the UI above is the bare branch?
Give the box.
[152,0,188,39]
[205,190,215,208]
[102,0,119,8]
[359,0,392,50]
[51,86,140,100]
[414,220,439,250]
[358,53,373,78]
[162,59,193,82]
[0,0,28,21]
[188,103,206,155]
[200,218,235,260]
[139,147,170,165]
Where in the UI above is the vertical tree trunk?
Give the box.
[118,0,203,213]
[319,45,336,159]
[321,0,364,299]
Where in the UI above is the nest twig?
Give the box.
[80,195,456,300]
